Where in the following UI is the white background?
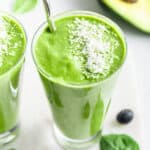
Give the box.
[0,0,149,149]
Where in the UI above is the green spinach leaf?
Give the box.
[13,0,38,13]
[100,134,140,150]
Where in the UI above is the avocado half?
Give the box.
[101,0,150,33]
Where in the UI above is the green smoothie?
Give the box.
[0,13,26,133]
[33,12,126,139]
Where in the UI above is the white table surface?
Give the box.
[0,0,149,150]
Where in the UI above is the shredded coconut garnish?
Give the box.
[68,17,119,79]
[0,16,21,67]
[0,17,10,67]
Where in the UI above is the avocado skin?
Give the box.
[123,0,137,3]
[101,0,150,33]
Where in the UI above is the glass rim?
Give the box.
[0,12,27,78]
[32,10,127,88]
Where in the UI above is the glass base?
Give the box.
[53,125,102,150]
[0,125,19,149]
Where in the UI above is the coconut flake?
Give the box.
[0,16,18,67]
[68,17,119,79]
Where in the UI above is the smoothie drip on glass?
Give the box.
[0,14,26,135]
[33,12,126,144]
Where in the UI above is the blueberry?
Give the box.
[117,109,134,124]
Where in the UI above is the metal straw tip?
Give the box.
[42,0,56,32]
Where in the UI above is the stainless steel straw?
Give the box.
[43,0,56,32]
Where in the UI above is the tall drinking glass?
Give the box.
[0,13,26,147]
[32,11,126,149]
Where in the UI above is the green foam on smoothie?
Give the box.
[34,15,125,84]
[0,14,26,75]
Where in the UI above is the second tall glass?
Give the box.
[0,13,26,147]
